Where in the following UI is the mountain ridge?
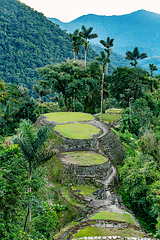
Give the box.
[49,10,160,73]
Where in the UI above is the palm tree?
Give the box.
[149,63,158,77]
[14,120,58,234]
[69,29,83,60]
[125,47,147,67]
[96,51,110,120]
[100,37,114,74]
[33,81,51,103]
[79,25,98,67]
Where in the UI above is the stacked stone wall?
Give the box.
[59,157,113,185]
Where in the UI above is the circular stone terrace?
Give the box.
[60,151,109,165]
[42,112,110,139]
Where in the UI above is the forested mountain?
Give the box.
[49,10,160,73]
[0,0,97,89]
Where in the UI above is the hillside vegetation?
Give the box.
[0,0,97,89]
[0,0,160,239]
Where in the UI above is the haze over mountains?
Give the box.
[49,10,160,73]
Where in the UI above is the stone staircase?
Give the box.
[38,113,155,240]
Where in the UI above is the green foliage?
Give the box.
[117,127,160,233]
[13,120,58,234]
[0,0,98,89]
[34,102,60,118]
[120,152,159,229]
[138,130,160,163]
[79,25,98,66]
[0,81,37,136]
[0,0,73,88]
[14,119,58,172]
[149,63,158,77]
[120,98,152,135]
[33,202,59,238]
[0,144,28,239]
[109,67,152,107]
[125,47,147,67]
[38,61,102,113]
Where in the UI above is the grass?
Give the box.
[97,113,121,123]
[73,226,144,238]
[61,188,83,206]
[55,123,100,139]
[90,211,136,226]
[106,108,122,114]
[54,221,79,239]
[71,185,100,196]
[44,112,94,123]
[61,151,108,165]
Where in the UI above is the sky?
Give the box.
[20,0,160,22]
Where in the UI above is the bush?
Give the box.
[75,102,83,112]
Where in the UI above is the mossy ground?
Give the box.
[61,188,84,206]
[55,123,100,139]
[44,112,94,123]
[61,151,108,165]
[71,184,100,196]
[90,211,136,226]
[73,226,144,238]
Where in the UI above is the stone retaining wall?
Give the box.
[37,114,125,166]
[59,157,113,185]
[98,131,124,165]
[57,219,147,240]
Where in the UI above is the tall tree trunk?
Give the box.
[74,94,76,112]
[100,72,105,120]
[82,96,85,112]
[84,49,87,67]
[76,51,79,60]
[73,50,76,60]
[106,62,109,75]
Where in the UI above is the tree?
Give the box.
[69,29,83,60]
[79,25,98,67]
[125,47,147,67]
[120,98,152,135]
[149,63,158,77]
[109,67,150,107]
[96,51,110,119]
[100,37,114,74]
[33,81,52,103]
[38,61,102,113]
[0,144,28,238]
[13,120,58,234]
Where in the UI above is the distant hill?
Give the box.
[0,0,97,89]
[49,10,160,73]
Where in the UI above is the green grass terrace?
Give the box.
[61,151,108,165]
[54,123,100,139]
[90,211,137,226]
[44,112,94,123]
[97,112,121,123]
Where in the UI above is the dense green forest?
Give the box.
[0,0,160,239]
[0,0,97,90]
